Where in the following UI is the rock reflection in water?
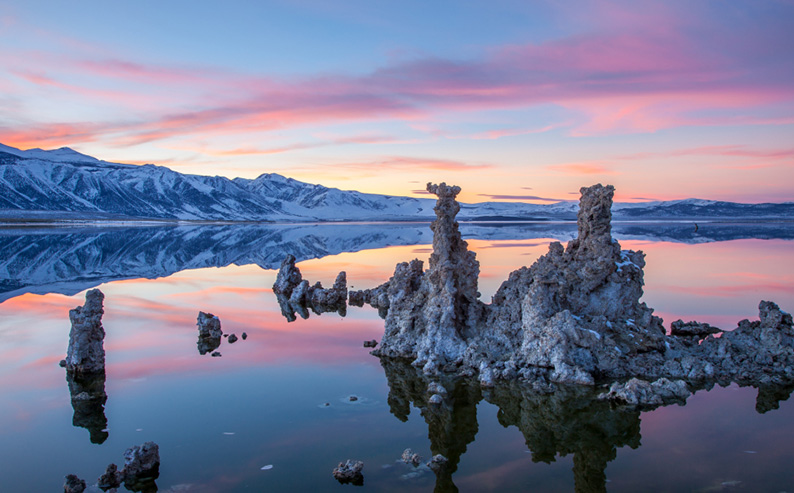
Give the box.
[490,382,640,493]
[380,358,794,492]
[381,358,638,493]
[754,382,794,414]
[381,358,480,492]
[65,371,108,444]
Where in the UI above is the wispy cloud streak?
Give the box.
[1,0,791,152]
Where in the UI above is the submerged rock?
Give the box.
[97,463,123,490]
[197,312,222,355]
[64,289,106,375]
[332,459,364,485]
[64,474,86,493]
[401,448,422,467]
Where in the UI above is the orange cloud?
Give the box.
[548,161,619,175]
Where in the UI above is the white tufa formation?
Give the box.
[64,289,106,375]
[345,182,794,391]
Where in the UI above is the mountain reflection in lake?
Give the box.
[0,223,792,491]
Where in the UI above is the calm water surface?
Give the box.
[0,222,793,492]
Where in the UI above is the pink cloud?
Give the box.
[467,123,566,140]
[477,193,567,202]
[319,156,493,172]
[77,59,217,86]
[197,134,406,157]
[548,161,619,175]
[1,1,792,150]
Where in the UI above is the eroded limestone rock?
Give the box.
[356,183,669,383]
[332,459,364,485]
[365,183,485,373]
[272,254,302,296]
[97,463,123,490]
[122,441,160,491]
[273,257,348,319]
[64,474,86,493]
[670,320,721,339]
[358,183,792,388]
[285,181,794,392]
[64,289,106,374]
[482,184,669,385]
[401,448,422,467]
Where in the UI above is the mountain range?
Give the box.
[1,143,792,222]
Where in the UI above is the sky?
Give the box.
[1,0,792,203]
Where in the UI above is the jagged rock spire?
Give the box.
[576,183,614,244]
[64,289,106,374]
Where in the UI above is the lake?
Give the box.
[1,221,793,492]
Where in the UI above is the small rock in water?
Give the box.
[241,332,248,340]
[349,395,358,402]
[324,402,330,407]
[97,463,123,490]
[332,459,364,485]
[122,441,160,482]
[401,448,422,467]
[223,334,228,338]
[64,474,87,493]
[228,334,238,344]
[211,352,222,357]
[363,339,378,348]
[197,311,223,355]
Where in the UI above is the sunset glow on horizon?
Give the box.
[1,0,792,203]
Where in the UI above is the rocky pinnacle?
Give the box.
[64,289,106,375]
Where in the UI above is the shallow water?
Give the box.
[0,222,793,492]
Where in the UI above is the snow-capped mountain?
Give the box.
[0,143,791,222]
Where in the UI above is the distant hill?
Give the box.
[0,143,791,222]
